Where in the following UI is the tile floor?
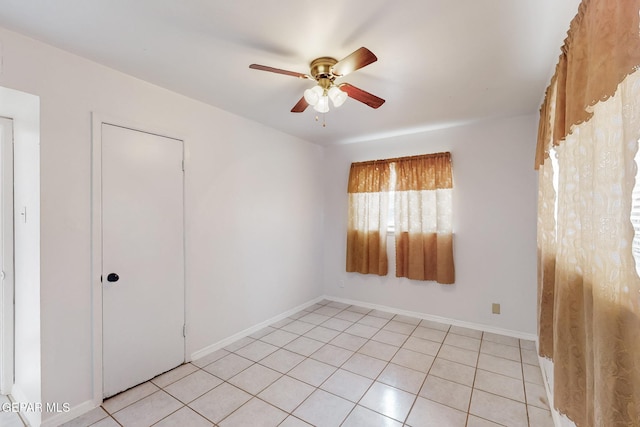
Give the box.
[52,299,554,426]
[0,395,26,427]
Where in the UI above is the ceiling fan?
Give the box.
[249,47,385,113]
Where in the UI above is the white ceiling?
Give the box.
[0,0,580,145]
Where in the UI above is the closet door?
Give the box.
[101,123,185,398]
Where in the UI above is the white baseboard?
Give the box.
[538,353,576,427]
[190,296,326,361]
[40,400,97,427]
[323,294,538,341]
[191,294,537,364]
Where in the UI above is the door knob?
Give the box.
[107,273,120,282]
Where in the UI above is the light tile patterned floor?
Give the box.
[0,395,26,427]
[58,299,553,427]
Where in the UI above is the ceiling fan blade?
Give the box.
[332,47,377,77]
[339,83,385,109]
[291,96,309,113]
[249,64,311,79]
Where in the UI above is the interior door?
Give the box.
[102,123,185,398]
[0,117,14,395]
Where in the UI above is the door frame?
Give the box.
[91,113,187,404]
[0,116,14,395]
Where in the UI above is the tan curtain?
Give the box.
[536,161,557,359]
[537,79,559,359]
[346,161,390,275]
[553,71,640,427]
[535,0,640,169]
[394,153,454,284]
[536,0,640,425]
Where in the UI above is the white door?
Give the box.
[0,117,14,395]
[102,123,185,398]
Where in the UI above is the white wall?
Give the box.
[323,115,539,335]
[0,87,41,427]
[0,26,324,424]
[0,20,541,425]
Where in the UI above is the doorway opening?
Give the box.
[0,86,41,427]
[0,116,14,395]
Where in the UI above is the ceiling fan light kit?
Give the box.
[304,82,347,112]
[313,95,330,113]
[328,86,347,107]
[249,47,385,115]
[303,85,322,106]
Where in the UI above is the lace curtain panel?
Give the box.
[346,161,390,276]
[553,71,640,426]
[536,0,640,424]
[394,153,454,284]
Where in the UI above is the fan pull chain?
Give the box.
[314,114,327,127]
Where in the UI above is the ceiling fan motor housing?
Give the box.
[310,57,338,86]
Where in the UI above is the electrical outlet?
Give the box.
[492,303,501,314]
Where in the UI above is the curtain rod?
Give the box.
[351,151,451,167]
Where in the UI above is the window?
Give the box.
[346,152,455,284]
[387,164,397,234]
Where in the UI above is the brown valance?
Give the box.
[347,161,391,194]
[535,0,640,169]
[349,152,452,192]
[394,152,452,191]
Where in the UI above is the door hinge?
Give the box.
[181,160,185,172]
[183,324,187,337]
